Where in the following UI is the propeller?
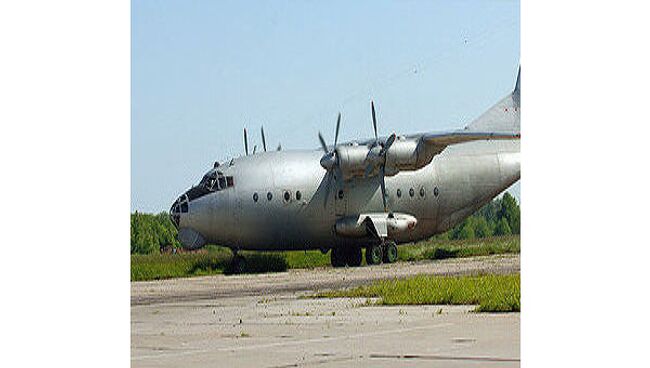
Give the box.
[318,112,342,207]
[366,101,396,212]
[243,128,249,156]
[261,126,267,152]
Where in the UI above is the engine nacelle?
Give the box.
[335,144,370,180]
[384,137,437,175]
[333,137,438,180]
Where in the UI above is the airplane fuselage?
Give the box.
[175,138,519,251]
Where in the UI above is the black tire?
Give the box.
[346,246,362,267]
[383,241,398,263]
[365,244,383,265]
[331,247,346,268]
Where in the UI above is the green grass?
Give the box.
[131,235,520,281]
[398,235,520,262]
[131,247,288,281]
[314,273,520,312]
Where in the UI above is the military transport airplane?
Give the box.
[170,68,520,271]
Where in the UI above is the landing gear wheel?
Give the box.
[383,241,398,263]
[230,254,247,274]
[346,246,362,267]
[331,247,346,268]
[366,244,383,265]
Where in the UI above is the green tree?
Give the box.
[494,217,512,236]
[499,192,520,234]
[130,212,180,254]
[473,217,491,238]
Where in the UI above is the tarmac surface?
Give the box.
[132,255,520,367]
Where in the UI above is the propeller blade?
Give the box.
[380,166,387,212]
[277,143,282,151]
[323,170,333,208]
[244,128,249,156]
[364,163,374,178]
[381,133,397,155]
[318,132,328,153]
[261,126,267,152]
[371,101,378,142]
[334,113,341,147]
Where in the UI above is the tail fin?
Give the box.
[465,67,520,134]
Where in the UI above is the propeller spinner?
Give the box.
[318,112,342,207]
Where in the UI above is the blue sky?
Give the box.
[132,0,520,213]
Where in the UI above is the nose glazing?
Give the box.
[169,193,189,229]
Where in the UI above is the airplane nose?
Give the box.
[169,193,189,229]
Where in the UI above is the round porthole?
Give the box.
[296,191,302,201]
[283,191,291,202]
[434,187,439,197]
[267,192,273,201]
[253,193,259,202]
[420,187,425,198]
[396,189,402,198]
[338,189,344,199]
[409,188,415,197]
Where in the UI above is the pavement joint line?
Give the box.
[132,322,454,361]
[369,353,520,362]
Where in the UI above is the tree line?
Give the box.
[130,192,520,254]
[438,192,520,240]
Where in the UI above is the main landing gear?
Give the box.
[228,251,247,274]
[365,240,398,265]
[330,240,398,268]
[330,246,362,268]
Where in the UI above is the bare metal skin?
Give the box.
[170,69,520,258]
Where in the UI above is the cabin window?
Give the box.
[226,176,234,187]
[396,189,402,198]
[267,192,273,201]
[283,191,291,202]
[434,187,439,197]
[409,188,415,197]
[180,202,188,213]
[253,193,259,202]
[420,187,425,198]
[338,189,344,199]
[218,176,226,190]
[295,191,302,201]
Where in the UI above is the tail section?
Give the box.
[465,67,520,134]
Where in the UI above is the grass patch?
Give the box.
[313,273,520,312]
[131,248,287,281]
[132,236,519,281]
[398,235,519,262]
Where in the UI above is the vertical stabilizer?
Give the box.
[465,67,520,134]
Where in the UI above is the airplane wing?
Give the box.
[422,131,520,147]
